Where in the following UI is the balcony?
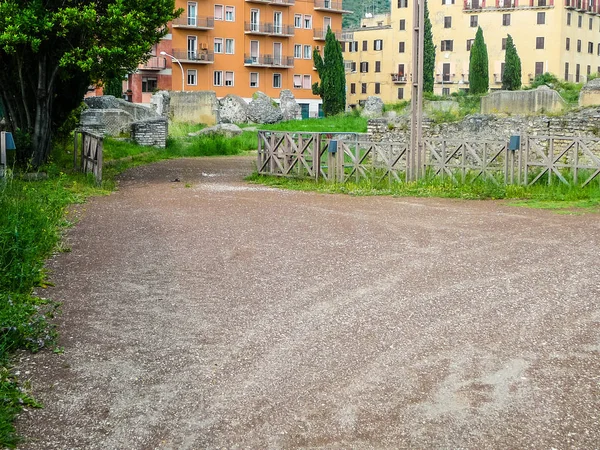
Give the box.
[565,0,598,11]
[313,28,352,41]
[172,49,215,64]
[244,22,295,36]
[463,0,553,10]
[314,0,353,13]
[436,74,455,83]
[244,54,294,68]
[172,15,214,30]
[245,0,295,5]
[391,73,408,84]
[493,73,503,84]
[139,56,167,71]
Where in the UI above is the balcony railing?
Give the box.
[391,73,408,83]
[244,22,295,36]
[313,28,351,41]
[243,54,294,68]
[245,0,295,5]
[139,56,167,70]
[565,0,599,11]
[436,74,455,83]
[172,15,215,29]
[172,49,215,63]
[314,0,352,12]
[464,0,553,9]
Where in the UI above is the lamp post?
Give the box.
[160,51,185,92]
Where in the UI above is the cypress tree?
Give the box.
[468,27,489,95]
[312,27,346,116]
[501,34,522,90]
[104,76,124,98]
[423,0,436,93]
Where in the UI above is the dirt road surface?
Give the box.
[15,156,600,449]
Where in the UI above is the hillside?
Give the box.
[342,0,391,29]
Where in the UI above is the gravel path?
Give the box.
[15,155,600,449]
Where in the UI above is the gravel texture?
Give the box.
[15,156,600,449]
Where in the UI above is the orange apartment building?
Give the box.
[165,0,350,117]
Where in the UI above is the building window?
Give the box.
[187,70,197,86]
[225,38,234,54]
[294,14,302,28]
[565,62,569,81]
[273,73,281,88]
[444,16,452,28]
[214,37,223,53]
[590,17,594,29]
[535,62,544,76]
[350,62,356,72]
[443,0,456,4]
[375,61,381,72]
[502,38,507,50]
[225,6,235,21]
[294,44,302,58]
[362,40,368,51]
[588,65,592,77]
[250,72,259,87]
[293,74,302,88]
[589,41,594,54]
[502,14,510,26]
[361,83,367,94]
[360,61,369,72]
[374,39,383,50]
[352,41,358,52]
[597,43,600,55]
[441,40,453,51]
[213,71,223,86]
[187,2,197,26]
[142,77,157,92]
[375,83,381,94]
[467,39,474,51]
[303,75,312,89]
[537,12,545,24]
[470,15,478,27]
[398,0,408,7]
[567,12,571,26]
[225,71,234,86]
[442,87,450,96]
[187,36,197,59]
[303,45,312,59]
[399,41,405,52]
[578,14,582,28]
[576,63,580,82]
[304,15,312,29]
[398,87,404,99]
[577,39,582,52]
[350,83,356,94]
[214,4,223,20]
[536,37,544,49]
[566,37,570,51]
[399,19,406,30]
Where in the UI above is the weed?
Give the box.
[259,114,367,133]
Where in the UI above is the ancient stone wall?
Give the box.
[131,118,168,148]
[169,91,219,125]
[481,87,566,115]
[367,108,600,143]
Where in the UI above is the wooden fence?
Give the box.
[74,131,103,184]
[257,131,600,187]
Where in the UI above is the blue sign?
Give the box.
[4,132,16,150]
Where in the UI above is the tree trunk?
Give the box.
[31,56,53,168]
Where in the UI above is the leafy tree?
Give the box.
[0,0,178,167]
[423,0,436,93]
[312,28,346,116]
[502,34,521,90]
[104,77,125,99]
[468,27,489,95]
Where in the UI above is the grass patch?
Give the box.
[168,122,206,138]
[258,114,368,133]
[247,172,600,210]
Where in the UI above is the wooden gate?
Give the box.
[74,131,103,184]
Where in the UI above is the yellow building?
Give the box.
[169,0,350,117]
[344,0,600,105]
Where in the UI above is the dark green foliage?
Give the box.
[468,27,489,95]
[528,72,584,105]
[502,34,521,90]
[313,28,346,117]
[104,77,124,98]
[342,0,391,28]
[423,0,436,93]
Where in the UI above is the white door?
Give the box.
[273,42,282,65]
[250,40,259,63]
[323,16,332,31]
[273,12,282,34]
[251,9,259,32]
[187,2,197,26]
[187,36,197,60]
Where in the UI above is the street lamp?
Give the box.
[160,51,185,92]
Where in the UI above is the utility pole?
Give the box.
[410,0,425,181]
